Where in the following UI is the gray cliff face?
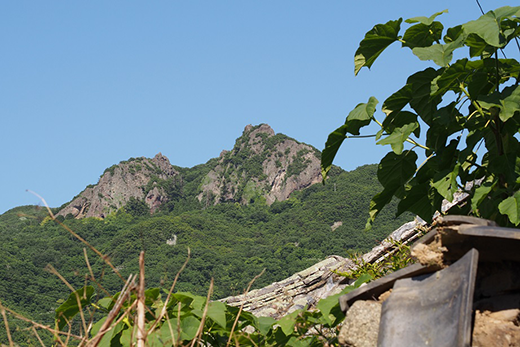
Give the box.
[57,124,323,218]
[198,124,322,206]
[57,153,177,218]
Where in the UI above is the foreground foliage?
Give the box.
[322,6,520,228]
[51,253,372,347]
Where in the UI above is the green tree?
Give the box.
[124,197,150,217]
[322,6,520,228]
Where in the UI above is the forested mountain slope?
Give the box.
[0,125,411,344]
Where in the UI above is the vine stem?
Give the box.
[373,116,430,151]
[406,138,429,151]
[460,83,486,117]
[344,134,378,139]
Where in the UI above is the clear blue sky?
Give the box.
[0,1,512,213]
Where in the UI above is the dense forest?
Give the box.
[0,163,410,345]
[0,125,413,344]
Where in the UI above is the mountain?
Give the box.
[56,124,323,218]
[0,124,413,346]
[57,153,177,218]
[198,124,322,206]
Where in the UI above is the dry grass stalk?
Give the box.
[13,192,219,347]
[31,326,46,347]
[87,274,136,347]
[226,269,265,347]
[45,264,91,337]
[83,248,110,298]
[0,299,14,347]
[190,278,214,347]
[137,251,146,347]
[176,301,182,346]
[28,190,125,283]
[164,313,176,347]
[0,304,83,342]
[147,248,191,335]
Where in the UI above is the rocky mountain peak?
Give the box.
[57,124,323,218]
[152,152,176,176]
[57,154,178,219]
[198,124,322,206]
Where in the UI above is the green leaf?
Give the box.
[492,6,520,21]
[487,138,520,186]
[425,103,464,155]
[383,68,441,125]
[256,316,276,335]
[206,301,227,329]
[91,318,125,347]
[432,164,460,201]
[97,297,114,311]
[478,85,520,122]
[376,122,419,154]
[180,315,201,341]
[366,188,395,230]
[407,68,442,124]
[461,7,520,48]
[498,190,520,225]
[402,22,444,49]
[315,274,372,326]
[286,336,313,347]
[146,327,167,347]
[120,327,134,347]
[412,37,464,67]
[144,288,161,306]
[433,59,484,97]
[465,34,494,58]
[354,19,402,75]
[321,124,348,179]
[321,97,378,178]
[159,319,178,345]
[471,180,496,212]
[382,85,413,115]
[376,128,384,140]
[170,292,199,310]
[463,12,502,47]
[367,151,418,229]
[467,70,495,99]
[406,10,448,25]
[316,294,341,326]
[377,151,418,190]
[444,25,463,43]
[55,286,95,331]
[344,97,379,136]
[397,182,435,221]
[382,111,420,137]
[354,273,374,287]
[277,310,300,336]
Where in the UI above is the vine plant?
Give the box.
[322,6,520,228]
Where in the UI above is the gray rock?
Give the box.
[220,218,425,319]
[57,153,177,218]
[197,124,322,206]
[338,300,381,347]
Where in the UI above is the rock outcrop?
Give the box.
[221,219,424,319]
[198,124,322,206]
[337,216,520,346]
[57,153,178,218]
[57,124,326,218]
